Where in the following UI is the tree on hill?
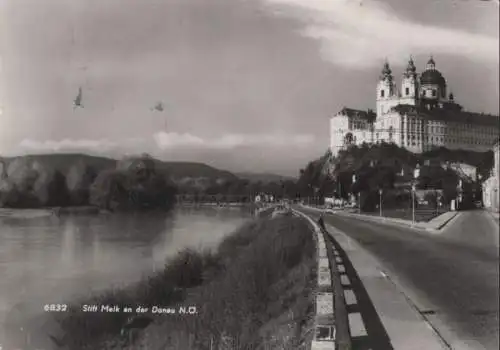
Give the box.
[296,150,336,199]
[89,156,177,211]
[89,169,124,210]
[281,179,299,199]
[42,170,71,207]
[0,159,41,207]
[422,146,494,179]
[29,161,71,207]
[66,160,98,206]
[298,143,489,209]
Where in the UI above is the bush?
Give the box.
[89,169,127,210]
[0,159,72,208]
[66,161,97,206]
[89,155,178,211]
[34,169,70,207]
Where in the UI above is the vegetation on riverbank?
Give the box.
[49,214,316,349]
[0,154,178,211]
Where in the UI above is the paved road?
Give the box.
[300,207,499,350]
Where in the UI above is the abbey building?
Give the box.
[329,57,499,156]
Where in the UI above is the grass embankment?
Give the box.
[53,214,317,349]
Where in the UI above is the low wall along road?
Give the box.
[291,209,351,350]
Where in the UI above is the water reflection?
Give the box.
[0,208,250,347]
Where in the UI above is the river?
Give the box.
[0,207,252,348]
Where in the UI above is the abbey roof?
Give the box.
[391,104,499,127]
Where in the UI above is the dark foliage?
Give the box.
[89,160,177,212]
[295,143,493,208]
[46,170,71,206]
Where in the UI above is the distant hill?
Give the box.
[0,153,238,183]
[235,172,297,183]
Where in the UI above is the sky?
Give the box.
[0,0,498,176]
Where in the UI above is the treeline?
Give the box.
[0,155,177,211]
[176,178,300,203]
[295,143,494,211]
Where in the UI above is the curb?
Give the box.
[434,212,459,230]
[291,209,339,350]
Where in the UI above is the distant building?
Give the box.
[255,193,274,203]
[483,142,500,211]
[330,56,499,156]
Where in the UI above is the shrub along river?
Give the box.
[0,207,252,347]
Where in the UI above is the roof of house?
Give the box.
[336,107,376,123]
[391,104,499,126]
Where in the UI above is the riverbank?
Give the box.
[44,214,316,349]
[0,206,105,219]
[0,202,259,219]
[176,201,255,209]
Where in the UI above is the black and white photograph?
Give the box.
[0,0,499,349]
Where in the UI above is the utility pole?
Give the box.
[352,174,360,213]
[379,188,383,217]
[457,179,463,211]
[412,164,420,224]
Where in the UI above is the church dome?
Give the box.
[420,56,446,87]
[420,68,446,87]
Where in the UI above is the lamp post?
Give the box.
[494,188,499,212]
[379,188,383,217]
[352,174,360,213]
[337,174,343,202]
[434,188,438,216]
[477,174,483,207]
[412,164,420,224]
[457,179,463,211]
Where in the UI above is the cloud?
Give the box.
[262,0,498,69]
[17,132,315,153]
[19,138,117,151]
[153,132,315,150]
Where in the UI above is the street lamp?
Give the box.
[494,188,499,212]
[457,179,463,210]
[379,188,383,217]
[352,174,360,214]
[412,164,420,224]
[477,174,483,205]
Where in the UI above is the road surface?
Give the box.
[300,207,499,350]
